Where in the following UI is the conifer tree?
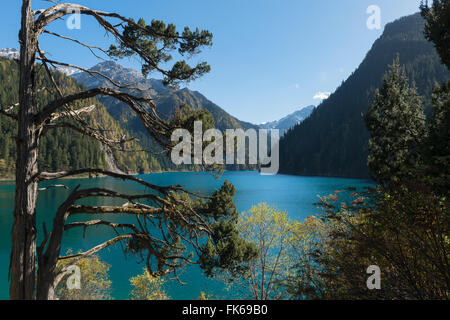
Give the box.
[420,0,450,69]
[365,57,426,184]
[421,0,450,194]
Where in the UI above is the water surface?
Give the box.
[0,171,372,299]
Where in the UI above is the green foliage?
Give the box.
[420,81,450,194]
[365,57,426,184]
[55,253,112,300]
[416,0,450,196]
[171,103,225,173]
[211,202,323,300]
[229,203,296,299]
[197,291,213,300]
[129,268,169,300]
[108,17,212,86]
[199,181,258,278]
[172,103,215,133]
[421,0,450,69]
[123,180,257,281]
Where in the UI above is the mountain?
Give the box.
[0,48,19,60]
[0,48,79,76]
[0,57,160,179]
[73,61,258,170]
[0,52,258,176]
[73,61,256,131]
[279,13,450,178]
[55,66,80,77]
[259,105,315,135]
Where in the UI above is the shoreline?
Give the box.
[0,169,255,183]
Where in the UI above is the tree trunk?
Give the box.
[9,0,39,300]
[36,200,72,300]
[36,265,57,300]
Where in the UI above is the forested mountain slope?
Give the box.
[73,61,256,131]
[0,58,160,178]
[279,13,450,178]
[73,61,258,170]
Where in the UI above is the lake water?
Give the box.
[0,171,372,299]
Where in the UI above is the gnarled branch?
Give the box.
[49,104,96,122]
[43,121,136,149]
[38,184,69,192]
[68,204,163,217]
[37,168,183,194]
[64,219,139,233]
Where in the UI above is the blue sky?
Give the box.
[0,1,421,123]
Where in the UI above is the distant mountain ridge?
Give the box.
[0,48,80,76]
[0,48,19,60]
[72,60,258,170]
[72,60,256,131]
[259,105,315,135]
[279,13,450,178]
[73,61,165,94]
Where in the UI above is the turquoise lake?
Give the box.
[0,171,372,299]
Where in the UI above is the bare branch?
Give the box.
[58,234,133,261]
[68,204,163,217]
[36,56,145,91]
[64,219,139,233]
[35,86,152,124]
[0,87,46,120]
[42,29,109,60]
[54,234,134,287]
[35,43,99,132]
[49,104,96,122]
[38,184,69,192]
[43,121,136,148]
[0,107,18,120]
[36,45,143,149]
[34,4,178,78]
[37,168,183,194]
[34,4,185,42]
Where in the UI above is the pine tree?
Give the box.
[365,56,426,184]
[420,0,450,69]
[420,0,450,195]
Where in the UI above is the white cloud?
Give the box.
[313,92,331,100]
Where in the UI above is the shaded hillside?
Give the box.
[279,13,450,178]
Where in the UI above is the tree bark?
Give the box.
[9,0,39,300]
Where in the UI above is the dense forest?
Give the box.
[279,13,450,178]
[0,57,160,178]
